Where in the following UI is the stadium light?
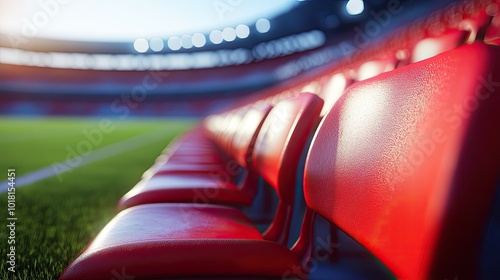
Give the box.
[346,0,364,15]
[256,18,271,33]
[133,38,149,53]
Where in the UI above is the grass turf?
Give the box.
[0,117,194,279]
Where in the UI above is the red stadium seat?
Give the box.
[117,104,272,210]
[303,42,500,279]
[411,29,468,62]
[140,139,229,179]
[143,104,270,177]
[356,58,396,81]
[143,162,227,178]
[162,108,250,164]
[158,129,226,164]
[60,93,323,280]
[206,106,251,153]
[60,204,302,280]
[318,73,350,117]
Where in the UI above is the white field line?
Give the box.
[0,129,170,193]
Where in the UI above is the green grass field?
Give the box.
[0,117,194,280]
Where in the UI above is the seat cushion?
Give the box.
[118,174,252,210]
[170,148,222,156]
[163,154,226,164]
[60,204,301,280]
[146,162,230,177]
[143,162,229,178]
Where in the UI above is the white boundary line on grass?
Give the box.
[0,128,170,193]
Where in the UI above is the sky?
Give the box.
[0,0,297,42]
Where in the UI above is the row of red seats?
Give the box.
[239,0,500,118]
[60,39,500,279]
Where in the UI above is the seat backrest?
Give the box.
[253,93,323,206]
[411,29,468,62]
[318,73,350,117]
[356,58,396,81]
[203,106,249,155]
[230,103,272,168]
[304,42,500,279]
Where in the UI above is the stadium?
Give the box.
[0,0,499,279]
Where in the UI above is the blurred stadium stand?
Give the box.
[0,0,460,117]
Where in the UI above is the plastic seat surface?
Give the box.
[59,204,301,280]
[150,162,228,175]
[304,42,500,279]
[63,94,324,279]
[119,104,272,209]
[118,174,252,210]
